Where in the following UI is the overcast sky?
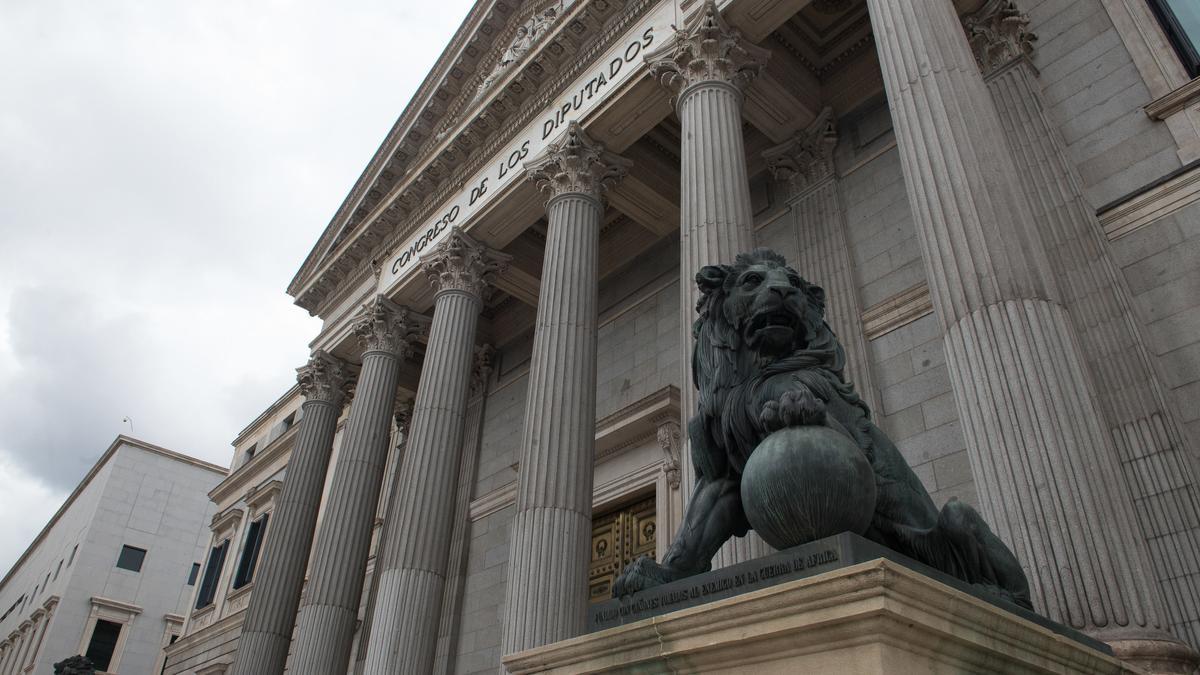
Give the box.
[0,0,475,576]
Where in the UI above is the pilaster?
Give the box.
[966,0,1200,654]
[864,0,1197,669]
[230,350,352,675]
[499,124,628,665]
[363,229,508,675]
[763,108,879,413]
[289,298,424,674]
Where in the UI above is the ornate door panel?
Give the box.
[589,495,656,603]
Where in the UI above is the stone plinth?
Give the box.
[504,558,1136,675]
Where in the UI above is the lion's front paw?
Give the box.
[760,389,826,432]
[612,556,687,598]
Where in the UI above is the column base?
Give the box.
[1104,635,1200,675]
[505,559,1140,675]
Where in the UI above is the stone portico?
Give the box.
[165,0,1200,673]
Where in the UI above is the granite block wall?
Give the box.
[1109,201,1200,447]
[452,507,513,675]
[1023,0,1183,204]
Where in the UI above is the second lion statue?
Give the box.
[612,248,1032,610]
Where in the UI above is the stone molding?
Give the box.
[526,121,631,201]
[964,0,1037,77]
[210,506,245,537]
[1099,161,1200,239]
[763,107,838,197]
[296,350,353,406]
[1145,77,1200,120]
[245,479,284,514]
[645,0,770,102]
[420,227,512,300]
[861,283,934,341]
[352,296,422,357]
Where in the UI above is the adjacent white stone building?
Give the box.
[168,0,1200,672]
[0,436,226,674]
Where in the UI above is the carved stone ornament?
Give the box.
[655,420,682,490]
[472,1,569,104]
[525,121,632,200]
[763,107,838,197]
[964,0,1037,76]
[393,396,414,436]
[644,0,771,99]
[611,249,1032,614]
[421,227,512,300]
[472,344,495,395]
[296,350,354,406]
[353,296,422,357]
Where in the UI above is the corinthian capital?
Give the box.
[525,122,631,201]
[964,0,1037,77]
[421,228,512,300]
[353,296,423,357]
[762,108,838,197]
[297,350,354,406]
[645,0,770,99]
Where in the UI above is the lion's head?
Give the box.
[693,249,844,383]
[689,248,856,479]
[696,249,825,357]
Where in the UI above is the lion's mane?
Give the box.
[690,249,871,481]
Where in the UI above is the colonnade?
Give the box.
[230,0,1199,672]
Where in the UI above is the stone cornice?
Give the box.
[292,0,651,317]
[289,0,519,297]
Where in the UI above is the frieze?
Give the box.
[376,3,670,293]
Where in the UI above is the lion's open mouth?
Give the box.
[747,310,799,335]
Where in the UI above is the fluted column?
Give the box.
[763,108,879,412]
[866,0,1197,668]
[352,398,412,675]
[646,0,772,567]
[290,297,424,674]
[432,346,493,675]
[965,1,1200,651]
[363,230,509,675]
[230,351,352,675]
[498,122,629,663]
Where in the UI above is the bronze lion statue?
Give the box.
[613,249,1032,609]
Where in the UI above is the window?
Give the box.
[244,444,257,465]
[116,545,147,572]
[53,559,62,581]
[187,562,201,586]
[1148,0,1200,76]
[68,544,78,567]
[84,619,123,671]
[232,514,270,589]
[194,540,229,609]
[43,571,50,591]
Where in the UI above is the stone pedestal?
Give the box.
[504,559,1140,675]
